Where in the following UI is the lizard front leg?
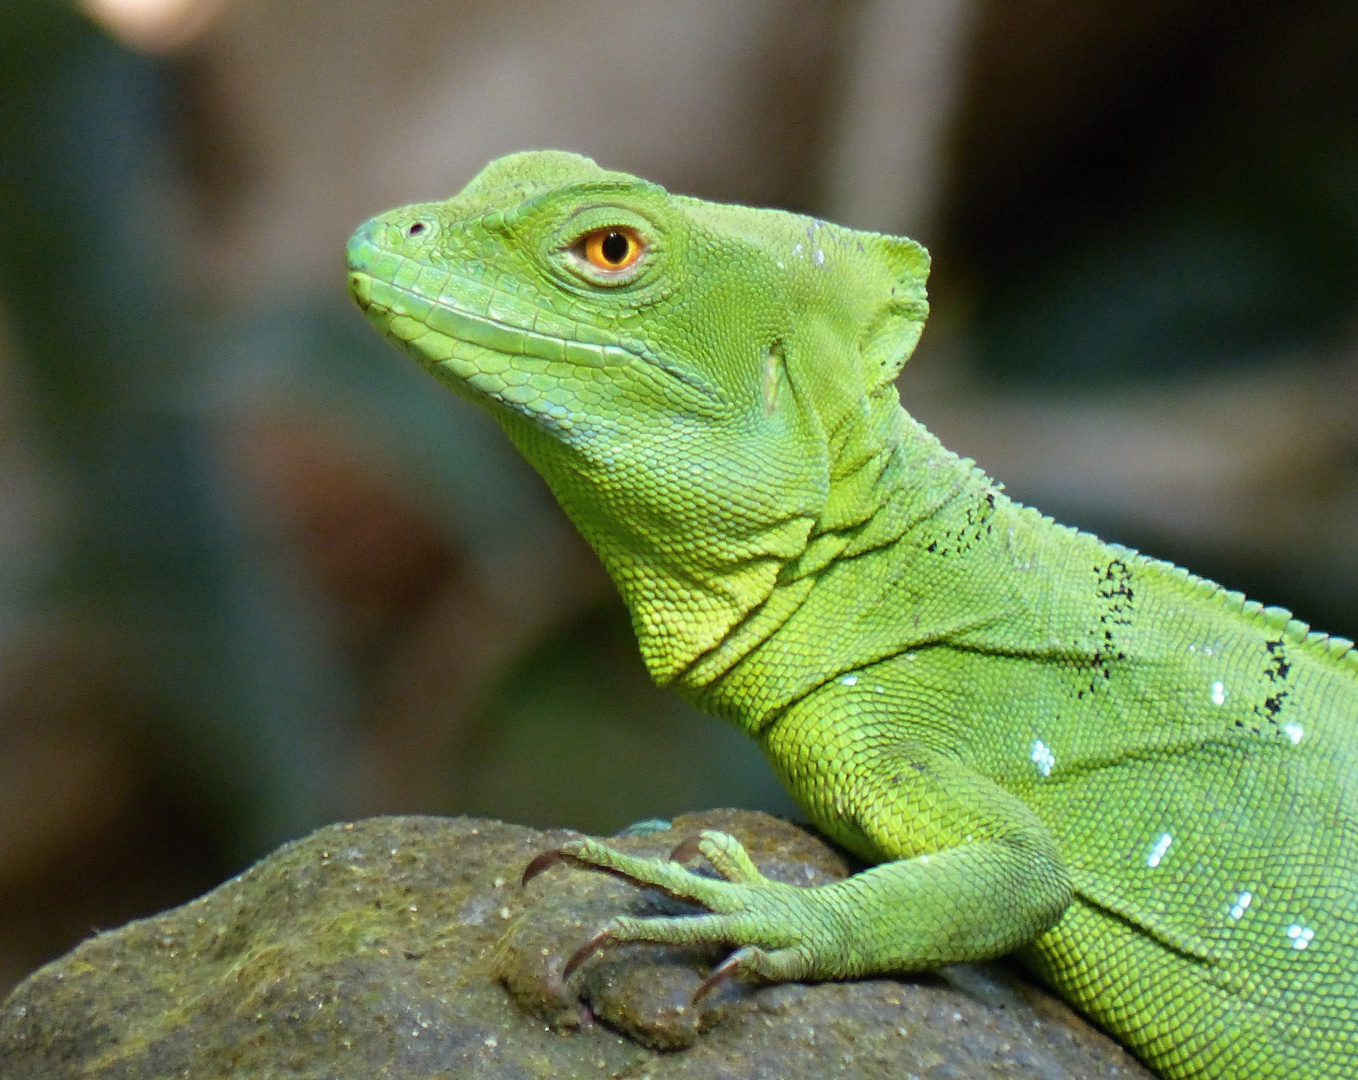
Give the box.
[526,738,1073,991]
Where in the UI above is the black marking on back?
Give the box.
[1078,558,1134,698]
[1241,637,1292,735]
[925,491,996,559]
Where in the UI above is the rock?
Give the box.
[0,811,1153,1078]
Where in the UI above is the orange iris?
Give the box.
[581,227,644,272]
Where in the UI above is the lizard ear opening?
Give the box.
[858,234,930,391]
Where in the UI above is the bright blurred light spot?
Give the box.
[81,0,231,53]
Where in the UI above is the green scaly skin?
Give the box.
[346,151,1358,1079]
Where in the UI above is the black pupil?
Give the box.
[600,231,630,264]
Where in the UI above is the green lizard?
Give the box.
[346,151,1358,1079]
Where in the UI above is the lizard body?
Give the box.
[347,151,1358,1078]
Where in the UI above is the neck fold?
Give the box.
[668,408,996,731]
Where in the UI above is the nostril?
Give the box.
[407,221,427,238]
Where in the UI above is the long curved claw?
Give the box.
[562,928,613,981]
[692,946,755,1002]
[521,848,570,886]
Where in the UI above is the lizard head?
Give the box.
[347,150,929,682]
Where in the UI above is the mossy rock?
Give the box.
[0,811,1151,1078]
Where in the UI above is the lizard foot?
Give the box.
[524,830,842,992]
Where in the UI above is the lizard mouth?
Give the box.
[346,267,633,441]
[351,272,632,372]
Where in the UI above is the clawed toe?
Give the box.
[521,848,570,885]
[561,925,753,1004]
[693,946,754,1000]
[521,840,663,891]
[562,928,613,980]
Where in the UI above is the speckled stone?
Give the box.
[0,811,1153,1078]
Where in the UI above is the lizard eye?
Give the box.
[578,227,645,274]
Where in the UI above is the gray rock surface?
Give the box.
[0,810,1152,1078]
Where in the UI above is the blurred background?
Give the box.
[0,0,1355,993]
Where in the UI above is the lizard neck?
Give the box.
[547,370,920,689]
[672,408,1004,733]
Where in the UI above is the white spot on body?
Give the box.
[813,248,825,266]
[1147,833,1173,868]
[1211,681,1226,706]
[792,242,804,259]
[1283,723,1304,745]
[1229,891,1253,920]
[1030,739,1056,777]
[1286,923,1315,950]
[840,674,858,686]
